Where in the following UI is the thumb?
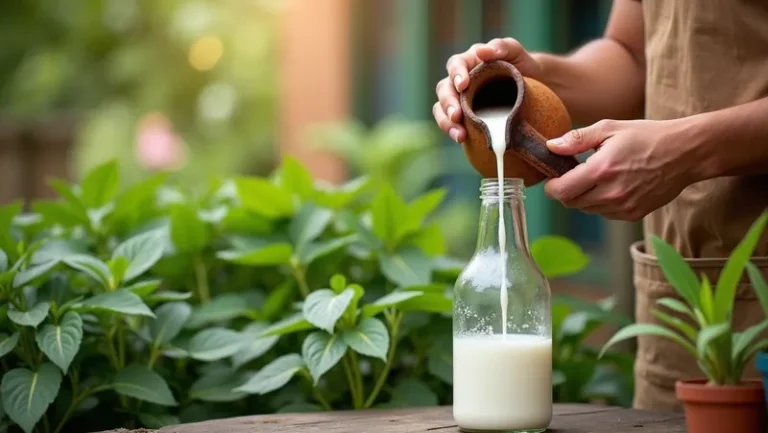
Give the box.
[546,122,612,156]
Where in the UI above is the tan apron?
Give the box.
[634,0,768,411]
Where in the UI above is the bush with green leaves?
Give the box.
[601,211,768,386]
[0,157,621,433]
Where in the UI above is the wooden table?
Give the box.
[104,404,685,433]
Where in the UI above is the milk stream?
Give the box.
[476,107,515,337]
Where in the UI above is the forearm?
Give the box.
[679,97,768,180]
[532,40,645,126]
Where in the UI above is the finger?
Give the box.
[543,162,599,205]
[546,120,618,156]
[446,44,483,92]
[581,205,619,215]
[436,79,462,123]
[432,103,465,143]
[475,38,542,77]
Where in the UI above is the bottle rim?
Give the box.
[479,178,524,200]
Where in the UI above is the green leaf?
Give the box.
[400,189,447,238]
[262,281,294,321]
[290,204,333,252]
[108,257,129,286]
[389,379,438,407]
[0,202,22,261]
[733,320,768,364]
[696,323,730,359]
[713,212,768,322]
[217,243,293,266]
[747,261,768,318]
[301,332,348,384]
[8,303,50,328]
[362,291,424,318]
[1,363,62,433]
[0,250,7,273]
[379,248,432,287]
[170,205,210,254]
[427,334,452,384]
[312,176,370,210]
[146,291,193,303]
[188,328,245,362]
[699,276,714,323]
[35,312,82,373]
[111,173,167,226]
[397,293,452,313]
[650,235,701,309]
[407,224,445,256]
[112,229,165,282]
[299,235,357,266]
[341,318,389,361]
[235,177,295,218]
[113,365,177,406]
[235,354,304,394]
[370,185,408,251]
[138,413,180,429]
[277,156,314,199]
[185,293,250,329]
[13,261,58,289]
[302,289,355,333]
[232,322,280,368]
[190,368,247,402]
[0,333,19,358]
[329,274,346,293]
[651,309,697,342]
[601,323,697,358]
[62,255,110,288]
[80,290,155,318]
[261,313,313,337]
[656,297,695,320]
[150,302,192,347]
[32,201,88,228]
[531,235,590,279]
[126,280,162,298]
[81,160,119,209]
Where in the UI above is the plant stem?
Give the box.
[291,265,311,298]
[364,312,401,408]
[313,388,333,411]
[53,380,112,433]
[349,351,364,406]
[341,355,360,408]
[193,254,210,303]
[117,323,126,369]
[147,345,160,369]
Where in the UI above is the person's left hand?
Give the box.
[543,119,699,221]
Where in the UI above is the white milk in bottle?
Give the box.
[452,107,553,432]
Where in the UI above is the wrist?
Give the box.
[665,115,721,183]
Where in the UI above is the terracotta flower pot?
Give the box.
[675,379,766,433]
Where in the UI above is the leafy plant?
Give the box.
[601,211,768,386]
[0,156,618,433]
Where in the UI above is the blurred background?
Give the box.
[0,0,641,321]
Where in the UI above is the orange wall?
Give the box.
[278,0,350,184]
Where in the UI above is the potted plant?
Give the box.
[601,210,768,433]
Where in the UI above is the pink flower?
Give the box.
[135,113,187,171]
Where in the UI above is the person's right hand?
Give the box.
[433,38,544,144]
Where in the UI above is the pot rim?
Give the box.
[676,379,765,404]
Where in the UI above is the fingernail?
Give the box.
[449,128,460,142]
[447,106,456,119]
[547,138,564,146]
[454,75,463,90]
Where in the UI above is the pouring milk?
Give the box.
[452,107,552,432]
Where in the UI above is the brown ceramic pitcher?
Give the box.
[459,60,579,186]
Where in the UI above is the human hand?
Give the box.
[432,38,544,144]
[543,119,699,221]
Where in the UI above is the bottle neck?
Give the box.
[475,178,530,254]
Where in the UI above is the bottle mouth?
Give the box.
[480,178,524,200]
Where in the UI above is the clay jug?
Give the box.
[459,60,578,186]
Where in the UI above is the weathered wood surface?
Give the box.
[103,404,685,433]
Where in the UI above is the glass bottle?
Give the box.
[452,178,552,433]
